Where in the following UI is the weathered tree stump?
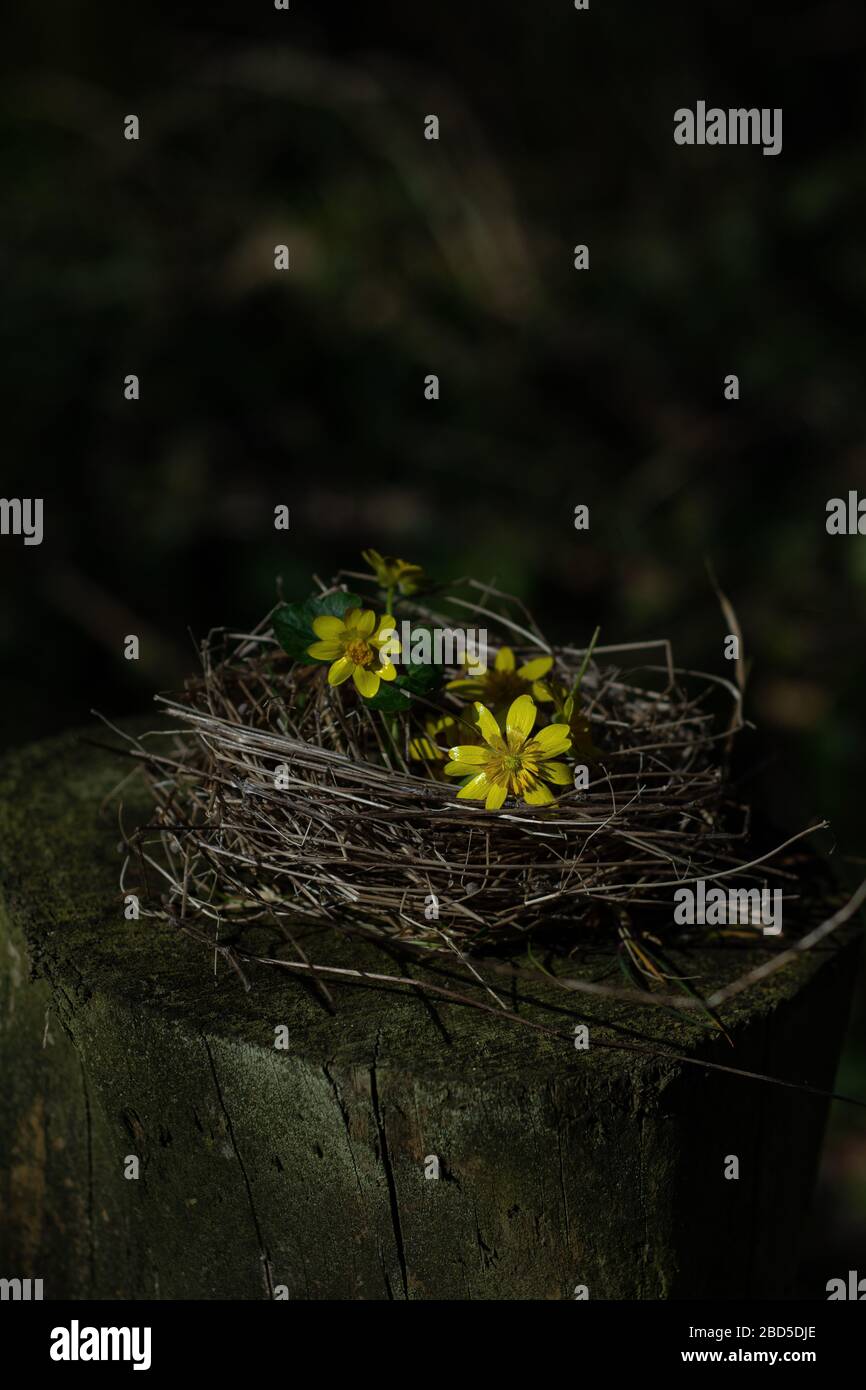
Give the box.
[0,728,859,1299]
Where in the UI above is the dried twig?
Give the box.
[110,576,857,1025]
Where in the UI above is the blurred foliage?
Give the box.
[2,0,865,1290]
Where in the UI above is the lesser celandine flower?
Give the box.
[307,608,399,698]
[361,549,425,597]
[445,695,571,810]
[447,646,554,706]
[408,712,480,762]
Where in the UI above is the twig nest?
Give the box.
[125,574,753,950]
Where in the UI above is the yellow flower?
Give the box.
[408,712,479,763]
[447,645,554,706]
[361,548,425,597]
[445,695,572,811]
[307,608,399,699]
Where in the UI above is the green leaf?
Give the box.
[396,661,442,696]
[364,659,443,710]
[389,626,444,697]
[272,592,362,662]
[365,683,412,712]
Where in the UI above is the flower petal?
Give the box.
[541,760,572,786]
[351,609,377,638]
[409,736,438,760]
[374,629,400,663]
[533,723,572,757]
[431,715,456,734]
[517,655,553,680]
[377,662,397,682]
[447,745,487,765]
[506,694,537,742]
[375,614,397,638]
[456,772,491,800]
[353,665,380,698]
[485,781,508,811]
[308,639,342,660]
[445,760,487,777]
[532,681,554,703]
[494,647,516,672]
[312,615,346,640]
[328,657,354,686]
[523,781,555,805]
[474,702,503,748]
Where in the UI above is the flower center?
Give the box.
[502,754,524,774]
[346,639,375,668]
[485,671,528,703]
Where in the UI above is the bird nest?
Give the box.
[105,557,865,1107]
[117,561,799,961]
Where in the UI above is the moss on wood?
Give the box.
[0,726,860,1298]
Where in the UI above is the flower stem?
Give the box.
[570,625,600,700]
[378,712,396,769]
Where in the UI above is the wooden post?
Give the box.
[0,728,859,1299]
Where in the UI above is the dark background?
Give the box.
[2,0,864,1294]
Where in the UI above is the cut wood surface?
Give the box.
[0,727,859,1299]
